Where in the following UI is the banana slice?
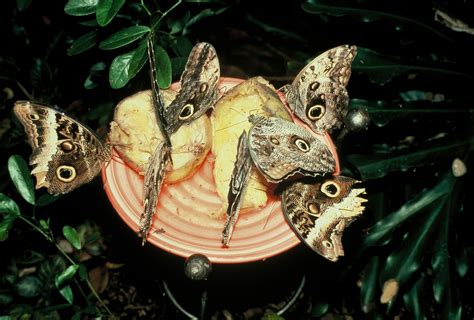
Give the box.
[108,89,212,183]
[211,77,291,218]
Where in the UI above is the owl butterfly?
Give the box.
[281,176,366,261]
[13,101,110,195]
[139,36,220,242]
[282,45,357,134]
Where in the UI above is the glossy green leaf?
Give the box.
[64,0,98,16]
[167,12,191,35]
[67,30,98,56]
[0,194,20,241]
[363,174,453,247]
[403,273,426,319]
[84,62,106,90]
[0,292,13,305]
[183,7,229,34]
[16,0,32,11]
[59,285,74,304]
[99,26,150,50]
[431,196,462,320]
[96,0,125,26]
[172,36,193,57]
[246,14,306,43]
[171,57,187,77]
[128,38,148,80]
[302,1,453,42]
[79,19,99,26]
[352,47,471,85]
[63,226,82,250]
[360,256,380,313]
[8,155,35,205]
[0,193,20,217]
[14,276,43,297]
[381,190,450,289]
[455,244,469,278]
[151,45,172,89]
[55,265,79,288]
[108,51,134,89]
[311,301,329,317]
[348,137,474,181]
[36,193,61,207]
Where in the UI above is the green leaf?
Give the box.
[0,193,21,217]
[14,276,43,297]
[55,265,79,288]
[167,11,191,35]
[63,226,82,250]
[171,36,193,57]
[8,155,35,205]
[455,244,469,278]
[78,264,89,280]
[403,273,426,319]
[431,194,462,320]
[127,38,149,80]
[246,14,306,43]
[64,0,98,16]
[0,292,13,305]
[84,62,107,90]
[35,193,61,206]
[109,51,134,89]
[16,0,32,11]
[99,26,150,50]
[67,30,98,56]
[0,193,20,241]
[381,193,450,289]
[301,1,453,43]
[72,312,82,320]
[171,57,187,77]
[151,45,172,89]
[59,285,74,304]
[96,0,125,26]
[360,256,380,313]
[363,174,453,247]
[311,301,329,317]
[348,137,474,181]
[183,7,229,34]
[78,19,99,27]
[352,47,471,85]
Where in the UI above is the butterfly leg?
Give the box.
[139,141,171,244]
[222,131,252,246]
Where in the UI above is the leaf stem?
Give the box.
[152,0,182,31]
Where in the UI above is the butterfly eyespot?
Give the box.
[307,105,325,120]
[60,141,75,153]
[200,83,208,93]
[29,113,40,120]
[179,104,194,120]
[270,137,280,145]
[294,138,310,152]
[307,203,320,216]
[309,81,320,91]
[322,240,333,248]
[56,165,76,183]
[321,180,341,198]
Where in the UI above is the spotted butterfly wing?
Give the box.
[164,42,220,134]
[281,176,366,261]
[247,115,336,183]
[283,45,357,134]
[13,101,110,195]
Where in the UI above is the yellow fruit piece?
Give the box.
[211,77,292,218]
[108,90,212,183]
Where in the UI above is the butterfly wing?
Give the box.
[248,115,336,183]
[284,45,357,134]
[13,101,108,195]
[164,42,220,134]
[281,176,366,261]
